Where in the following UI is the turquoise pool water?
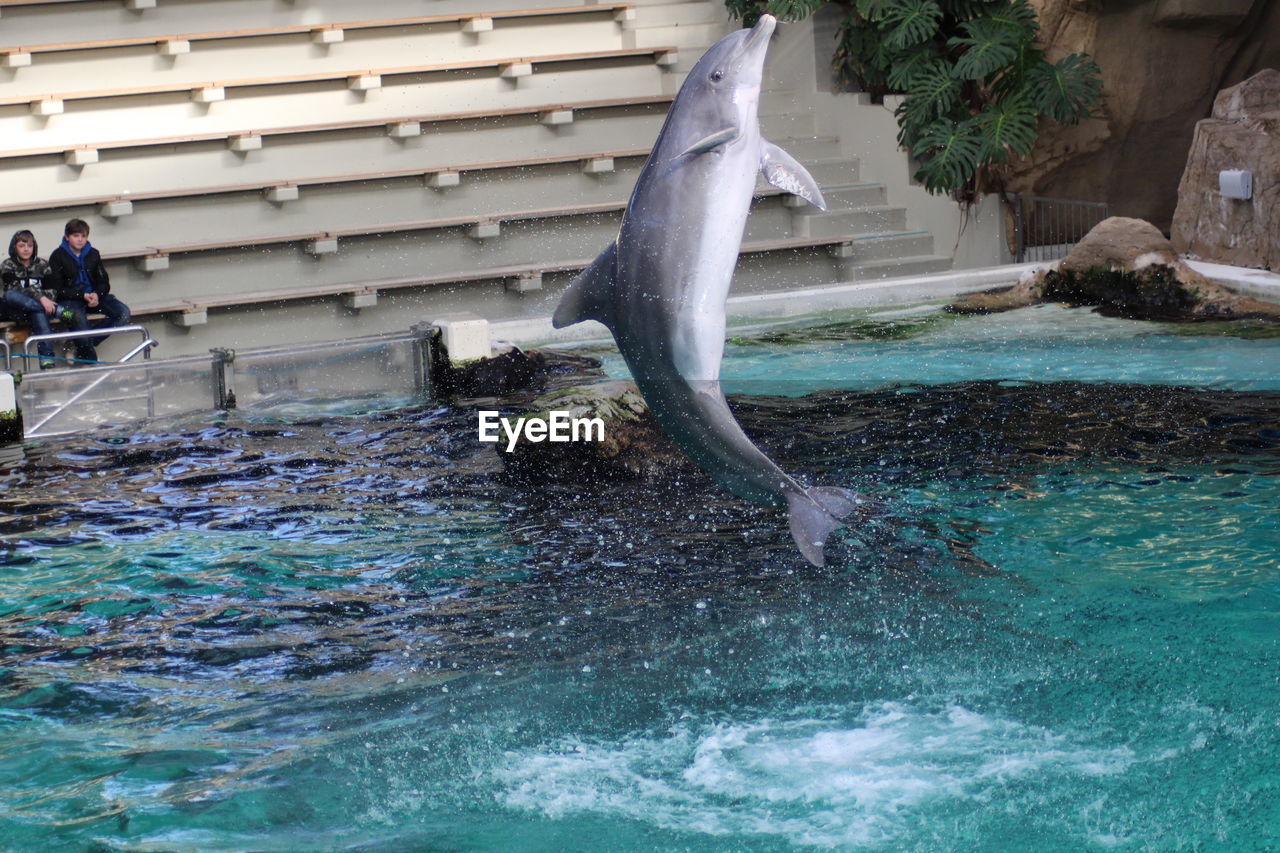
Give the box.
[1,305,1277,851]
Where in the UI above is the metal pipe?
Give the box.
[210,348,236,410]
[1014,193,1025,264]
[117,338,159,364]
[23,324,155,363]
[26,371,114,436]
[24,328,156,435]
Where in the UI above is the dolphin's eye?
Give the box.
[710,70,724,82]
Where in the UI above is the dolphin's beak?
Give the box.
[746,13,776,51]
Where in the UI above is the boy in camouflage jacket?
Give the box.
[1,229,71,369]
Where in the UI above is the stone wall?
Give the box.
[1005,0,1280,232]
[1171,70,1280,272]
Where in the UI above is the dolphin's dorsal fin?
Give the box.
[552,241,617,330]
[678,127,739,159]
[761,141,827,211]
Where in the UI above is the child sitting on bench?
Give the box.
[0,229,75,370]
[47,218,132,366]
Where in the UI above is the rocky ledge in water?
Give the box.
[500,380,689,482]
[948,216,1280,322]
[425,332,683,480]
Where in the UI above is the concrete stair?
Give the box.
[848,254,954,280]
[633,3,726,26]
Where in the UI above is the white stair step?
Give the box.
[804,159,863,187]
[850,255,954,280]
[632,24,724,50]
[820,184,889,209]
[633,3,728,26]
[760,111,818,139]
[765,135,841,160]
[751,168,870,203]
[760,90,805,113]
[794,205,908,238]
[834,231,936,262]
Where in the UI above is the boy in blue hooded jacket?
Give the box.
[47,218,131,364]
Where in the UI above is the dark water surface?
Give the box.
[1,309,1278,851]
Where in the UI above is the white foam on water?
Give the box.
[495,702,1134,848]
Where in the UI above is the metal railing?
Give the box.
[21,326,159,435]
[21,324,156,369]
[1013,194,1110,263]
[15,327,432,440]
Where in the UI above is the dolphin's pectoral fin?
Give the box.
[785,486,861,567]
[761,141,827,211]
[553,241,618,330]
[678,127,739,159]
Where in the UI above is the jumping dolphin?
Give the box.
[552,14,860,566]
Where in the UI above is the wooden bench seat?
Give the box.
[0,0,94,6]
[1,310,110,367]
[73,181,834,265]
[0,92,675,162]
[0,45,677,108]
[0,145,654,216]
[122,233,868,323]
[9,235,880,326]
[1,5,635,55]
[114,200,636,259]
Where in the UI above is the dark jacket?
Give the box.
[48,239,111,303]
[0,231,55,301]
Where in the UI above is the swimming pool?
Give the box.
[1,304,1277,851]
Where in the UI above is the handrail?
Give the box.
[116,336,161,364]
[23,326,158,437]
[23,324,157,364]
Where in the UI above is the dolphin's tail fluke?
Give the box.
[786,487,861,567]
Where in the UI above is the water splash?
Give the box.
[498,701,1136,848]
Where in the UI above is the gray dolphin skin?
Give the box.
[552,14,861,566]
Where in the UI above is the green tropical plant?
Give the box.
[724,0,1103,200]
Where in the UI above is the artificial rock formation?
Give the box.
[501,381,688,482]
[1171,69,1280,272]
[1006,0,1280,230]
[949,216,1280,321]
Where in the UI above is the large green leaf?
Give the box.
[948,18,1021,79]
[911,118,983,193]
[886,47,945,90]
[901,61,963,126]
[1026,54,1103,123]
[835,17,894,89]
[975,93,1037,162]
[855,0,891,19]
[983,0,1037,34]
[988,39,1044,99]
[880,0,943,49]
